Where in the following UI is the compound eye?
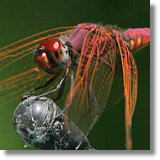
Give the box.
[39,38,61,52]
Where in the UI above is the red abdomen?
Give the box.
[122,28,150,51]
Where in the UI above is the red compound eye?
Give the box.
[40,38,61,51]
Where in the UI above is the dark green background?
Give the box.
[0,0,150,150]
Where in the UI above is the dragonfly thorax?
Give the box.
[34,38,69,74]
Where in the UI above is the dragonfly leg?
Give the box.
[21,73,60,100]
[53,75,66,102]
[49,68,74,102]
[36,68,70,100]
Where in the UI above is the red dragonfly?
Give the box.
[0,23,150,150]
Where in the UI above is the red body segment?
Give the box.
[66,24,150,56]
[66,24,99,56]
[122,28,150,51]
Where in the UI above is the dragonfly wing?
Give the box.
[0,26,76,74]
[0,26,76,132]
[116,36,138,150]
[64,28,117,139]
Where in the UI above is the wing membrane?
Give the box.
[65,28,117,138]
[116,36,138,150]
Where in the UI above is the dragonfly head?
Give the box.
[34,38,69,74]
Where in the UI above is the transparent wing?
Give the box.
[64,28,117,139]
[0,26,76,132]
[116,36,138,150]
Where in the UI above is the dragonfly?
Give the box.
[0,23,150,150]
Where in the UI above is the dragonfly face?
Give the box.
[34,38,69,74]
